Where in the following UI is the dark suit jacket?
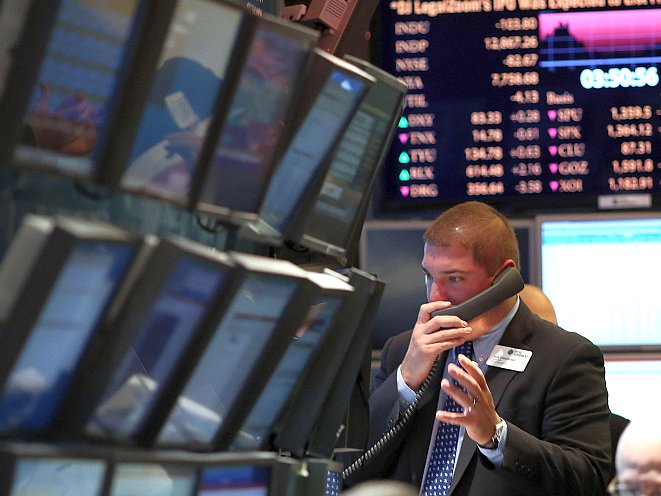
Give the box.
[362,302,611,496]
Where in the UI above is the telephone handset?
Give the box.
[430,266,525,321]
[341,267,524,481]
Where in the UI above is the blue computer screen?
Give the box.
[199,22,314,215]
[120,0,243,199]
[302,79,403,253]
[16,0,143,176]
[11,458,106,496]
[232,296,343,450]
[156,273,300,446]
[258,70,368,235]
[197,464,271,496]
[0,241,135,431]
[86,255,229,439]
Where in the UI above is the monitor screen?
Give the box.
[12,0,145,178]
[360,219,533,348]
[604,355,661,427]
[196,18,317,220]
[109,463,197,496]
[119,0,244,203]
[0,240,135,432]
[197,464,271,496]
[231,295,344,450]
[297,61,406,263]
[306,270,383,459]
[156,272,302,447]
[85,255,230,440]
[373,4,661,216]
[537,213,661,350]
[247,64,371,242]
[10,458,106,496]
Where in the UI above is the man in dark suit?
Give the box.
[362,201,611,495]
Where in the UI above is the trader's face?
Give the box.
[422,243,493,305]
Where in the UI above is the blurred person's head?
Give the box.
[610,421,661,495]
[519,283,557,324]
[343,480,418,496]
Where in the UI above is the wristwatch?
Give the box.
[478,418,506,449]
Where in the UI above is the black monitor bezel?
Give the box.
[0,0,158,184]
[237,48,376,248]
[534,211,661,353]
[53,235,245,447]
[227,271,355,453]
[0,215,142,439]
[292,55,407,267]
[147,252,320,451]
[279,268,383,459]
[97,0,257,210]
[192,11,321,225]
[306,270,383,459]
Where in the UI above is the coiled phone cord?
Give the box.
[341,357,440,481]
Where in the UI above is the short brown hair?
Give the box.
[423,201,520,275]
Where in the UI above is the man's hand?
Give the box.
[400,300,472,391]
[436,354,501,446]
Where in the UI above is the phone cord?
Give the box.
[341,358,440,481]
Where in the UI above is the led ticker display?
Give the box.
[377,2,661,214]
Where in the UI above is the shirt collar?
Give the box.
[453,297,520,370]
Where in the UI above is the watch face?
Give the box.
[481,420,505,449]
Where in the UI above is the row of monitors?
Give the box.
[0,214,384,462]
[360,213,661,426]
[0,443,342,496]
[0,0,407,266]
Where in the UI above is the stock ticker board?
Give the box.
[376,1,661,214]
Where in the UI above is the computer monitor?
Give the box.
[360,218,534,349]
[603,354,661,428]
[306,269,384,459]
[238,49,375,246]
[0,0,154,182]
[104,447,213,496]
[107,462,197,496]
[274,269,379,457]
[0,441,109,496]
[151,253,320,450]
[101,0,252,208]
[536,212,661,351]
[195,451,298,496]
[54,236,242,446]
[291,56,407,267]
[0,215,141,436]
[194,12,319,224]
[228,271,354,452]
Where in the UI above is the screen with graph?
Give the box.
[537,213,661,351]
[375,4,660,215]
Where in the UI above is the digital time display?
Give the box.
[376,3,661,214]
